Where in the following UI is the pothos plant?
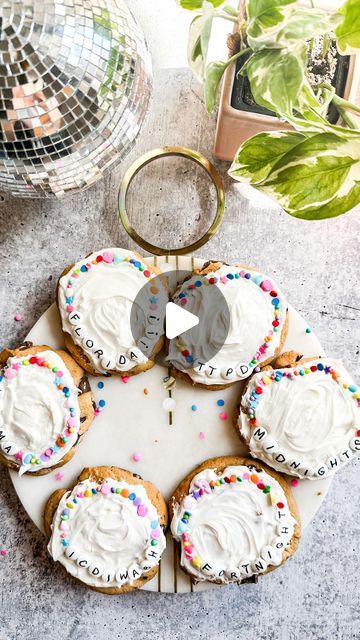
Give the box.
[179,0,360,220]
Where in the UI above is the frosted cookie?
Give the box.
[170,456,300,585]
[57,248,167,376]
[168,262,288,389]
[237,351,360,479]
[45,466,168,594]
[0,344,94,476]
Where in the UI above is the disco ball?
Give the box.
[0,0,152,198]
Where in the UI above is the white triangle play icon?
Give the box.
[165,302,199,340]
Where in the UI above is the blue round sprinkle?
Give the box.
[134,261,141,268]
[111,487,116,493]
[349,385,358,393]
[130,258,135,264]
[245,273,251,279]
[80,265,87,272]
[99,399,106,407]
[217,399,225,407]
[129,492,136,501]
[150,520,158,529]
[97,381,104,389]
[186,355,193,363]
[271,298,280,306]
[63,509,70,516]
[62,386,69,394]
[195,280,202,287]
[317,363,324,371]
[227,273,234,280]
[191,404,197,412]
[179,292,185,299]
[92,488,97,494]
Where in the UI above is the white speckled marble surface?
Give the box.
[0,1,359,638]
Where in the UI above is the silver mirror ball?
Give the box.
[0,0,152,197]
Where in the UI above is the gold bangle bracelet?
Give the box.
[118,146,225,256]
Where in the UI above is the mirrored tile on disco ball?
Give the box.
[0,0,152,197]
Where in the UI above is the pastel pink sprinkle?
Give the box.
[243,472,250,480]
[14,313,23,321]
[121,376,130,384]
[198,431,205,440]
[12,363,21,371]
[132,452,142,462]
[67,417,76,427]
[102,251,114,263]
[66,305,74,313]
[137,504,148,517]
[56,371,63,378]
[151,529,160,539]
[45,448,53,457]
[219,411,228,421]
[4,369,17,379]
[184,545,194,556]
[180,299,187,305]
[149,304,158,310]
[260,279,273,292]
[101,485,111,495]
[220,276,228,284]
[55,471,64,481]
[291,479,299,487]
[60,521,69,531]
[1,549,7,557]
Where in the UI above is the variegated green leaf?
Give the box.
[187,3,214,81]
[277,9,340,43]
[246,0,296,48]
[259,133,360,219]
[229,131,306,183]
[246,47,305,115]
[335,0,360,54]
[178,0,226,9]
[204,60,228,112]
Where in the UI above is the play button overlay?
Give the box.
[130,269,230,369]
[165,302,199,339]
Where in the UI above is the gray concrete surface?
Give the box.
[0,63,359,640]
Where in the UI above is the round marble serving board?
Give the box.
[10,254,330,593]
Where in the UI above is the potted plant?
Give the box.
[179,0,360,220]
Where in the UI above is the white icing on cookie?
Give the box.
[168,265,287,385]
[239,359,360,479]
[0,350,81,475]
[48,476,166,589]
[58,248,166,374]
[171,465,296,583]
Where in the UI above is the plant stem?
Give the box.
[215,12,238,23]
[320,82,360,116]
[227,47,251,65]
[337,107,359,130]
